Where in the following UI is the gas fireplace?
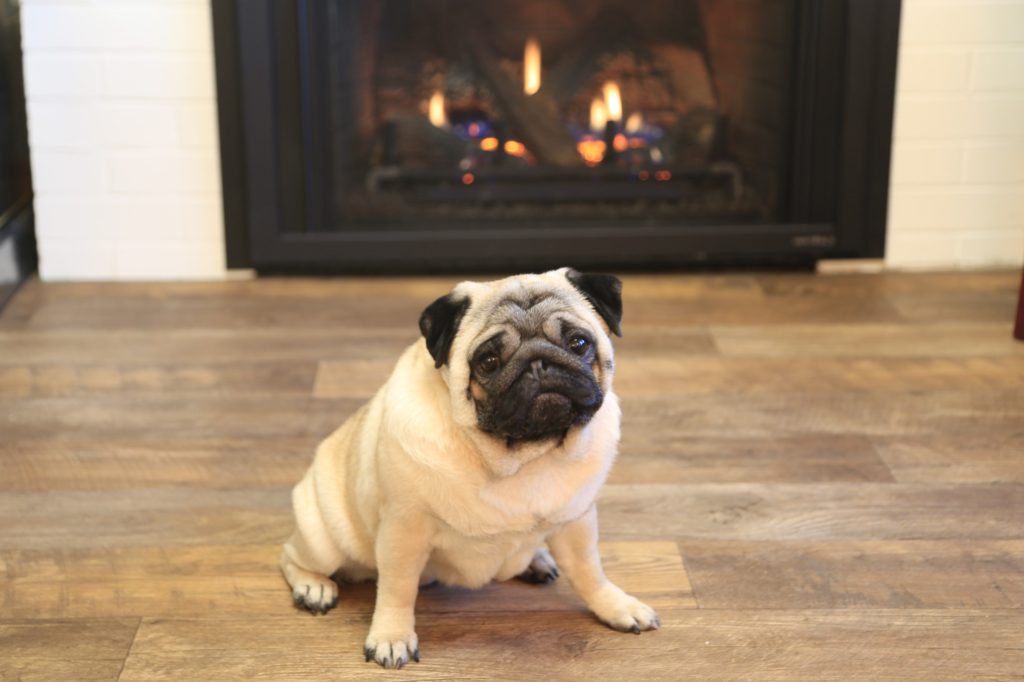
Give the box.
[214,0,900,271]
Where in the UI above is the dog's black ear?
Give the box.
[566,269,623,337]
[419,294,470,368]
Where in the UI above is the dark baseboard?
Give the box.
[0,201,37,312]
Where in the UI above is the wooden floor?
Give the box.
[1,271,1023,681]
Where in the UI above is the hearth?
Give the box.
[214,0,900,271]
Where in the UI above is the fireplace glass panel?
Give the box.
[315,0,798,231]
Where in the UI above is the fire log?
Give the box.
[461,33,583,168]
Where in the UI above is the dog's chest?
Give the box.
[428,524,547,588]
[424,467,602,588]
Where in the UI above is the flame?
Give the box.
[428,90,447,127]
[504,140,527,157]
[625,112,643,134]
[602,81,622,122]
[480,137,499,151]
[590,98,608,132]
[613,133,628,152]
[524,37,541,95]
[577,138,606,166]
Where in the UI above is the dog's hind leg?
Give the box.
[281,531,341,615]
[281,470,347,615]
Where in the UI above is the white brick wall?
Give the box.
[22,0,225,281]
[887,0,1024,269]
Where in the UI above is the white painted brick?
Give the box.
[901,1,1024,45]
[26,100,99,149]
[893,95,969,138]
[962,141,1024,183]
[971,48,1024,91]
[28,100,181,150]
[97,4,211,52]
[885,231,961,269]
[896,48,970,92]
[103,53,215,98]
[177,101,219,147]
[958,229,1024,267]
[107,151,219,193]
[33,198,102,244]
[889,142,963,183]
[895,95,1024,139]
[20,5,96,50]
[30,149,107,194]
[97,102,180,146]
[113,240,225,280]
[889,187,1024,230]
[965,96,1024,136]
[38,241,118,282]
[101,196,222,241]
[22,3,210,50]
[22,53,101,97]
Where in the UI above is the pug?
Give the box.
[280,267,658,669]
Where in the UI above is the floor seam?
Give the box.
[116,617,143,682]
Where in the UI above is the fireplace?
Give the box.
[214,0,900,271]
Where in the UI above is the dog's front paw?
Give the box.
[590,584,660,634]
[364,630,420,669]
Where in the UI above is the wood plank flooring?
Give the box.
[1,270,1023,680]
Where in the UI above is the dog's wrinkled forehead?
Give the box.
[460,279,586,349]
[490,291,572,335]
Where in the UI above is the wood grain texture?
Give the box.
[712,323,1024,357]
[0,438,315,492]
[117,610,1024,681]
[597,483,1024,541]
[679,540,1024,609]
[0,542,691,619]
[608,435,894,484]
[872,434,1024,483]
[0,619,139,682]
[2,271,1023,680]
[0,363,317,398]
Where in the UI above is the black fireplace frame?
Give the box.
[213,0,901,272]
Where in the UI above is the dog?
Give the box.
[280,267,658,668]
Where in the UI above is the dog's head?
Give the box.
[419,268,622,448]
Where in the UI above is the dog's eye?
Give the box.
[476,352,500,374]
[568,335,591,355]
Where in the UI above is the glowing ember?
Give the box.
[577,138,606,166]
[590,98,608,132]
[523,37,541,95]
[504,140,527,156]
[655,170,672,181]
[638,170,650,181]
[468,122,481,137]
[625,112,643,134]
[602,81,622,122]
[462,172,475,185]
[428,90,447,128]
[480,136,499,151]
[613,133,628,152]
